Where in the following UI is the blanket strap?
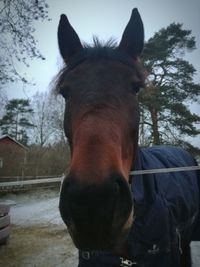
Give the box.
[130,165,200,176]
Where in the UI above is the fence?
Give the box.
[0,176,63,192]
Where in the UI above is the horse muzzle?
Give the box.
[59,172,133,250]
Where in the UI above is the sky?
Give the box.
[4,0,200,104]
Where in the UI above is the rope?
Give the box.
[130,165,200,176]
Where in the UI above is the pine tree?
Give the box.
[0,99,34,145]
[139,23,200,154]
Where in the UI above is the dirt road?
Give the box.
[0,189,199,267]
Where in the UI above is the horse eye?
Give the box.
[130,82,140,94]
[60,87,69,98]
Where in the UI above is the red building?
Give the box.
[0,135,28,177]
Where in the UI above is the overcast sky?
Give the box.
[4,0,200,103]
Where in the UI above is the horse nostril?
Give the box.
[112,174,130,195]
[59,175,77,222]
[110,173,133,224]
[63,178,71,189]
[61,175,77,192]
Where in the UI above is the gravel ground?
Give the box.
[0,189,199,267]
[0,189,78,267]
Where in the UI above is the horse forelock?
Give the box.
[53,37,145,96]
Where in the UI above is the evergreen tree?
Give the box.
[139,23,200,153]
[0,99,34,145]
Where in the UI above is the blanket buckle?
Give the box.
[120,257,137,266]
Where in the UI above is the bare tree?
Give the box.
[0,91,7,118]
[0,0,50,88]
[48,94,66,144]
[31,91,54,146]
[30,91,66,146]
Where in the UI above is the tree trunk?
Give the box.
[149,107,160,145]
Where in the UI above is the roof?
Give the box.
[0,135,28,150]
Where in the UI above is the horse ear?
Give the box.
[58,14,83,63]
[119,8,144,58]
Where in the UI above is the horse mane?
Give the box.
[53,37,145,95]
[84,36,118,49]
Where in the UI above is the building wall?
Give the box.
[0,137,26,177]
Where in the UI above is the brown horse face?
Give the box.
[57,9,144,250]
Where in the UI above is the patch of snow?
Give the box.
[0,189,64,226]
[10,197,63,225]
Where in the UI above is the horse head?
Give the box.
[56,8,145,251]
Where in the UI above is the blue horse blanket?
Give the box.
[79,146,200,267]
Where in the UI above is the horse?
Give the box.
[55,8,200,267]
